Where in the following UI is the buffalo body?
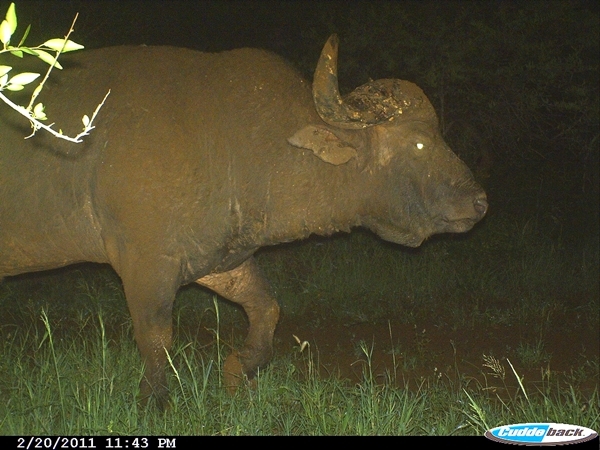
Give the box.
[0,36,487,406]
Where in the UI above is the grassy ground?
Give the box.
[0,303,596,435]
[0,208,597,435]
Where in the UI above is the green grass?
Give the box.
[0,305,597,435]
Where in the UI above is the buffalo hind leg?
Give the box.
[196,257,280,393]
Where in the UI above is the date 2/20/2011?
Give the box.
[16,437,177,449]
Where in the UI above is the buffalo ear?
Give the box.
[288,125,357,165]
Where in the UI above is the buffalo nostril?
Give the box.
[474,197,488,217]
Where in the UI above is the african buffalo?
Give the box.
[0,35,487,407]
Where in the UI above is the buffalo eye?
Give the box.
[413,141,428,155]
[410,138,431,159]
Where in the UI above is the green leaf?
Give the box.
[16,23,30,47]
[43,38,84,52]
[0,65,11,77]
[34,49,63,69]
[9,48,23,58]
[4,3,17,34]
[8,71,40,86]
[0,73,8,88]
[5,83,24,91]
[18,47,37,56]
[0,19,12,45]
[33,102,47,120]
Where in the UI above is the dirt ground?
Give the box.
[192,302,599,398]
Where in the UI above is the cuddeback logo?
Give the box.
[485,422,598,445]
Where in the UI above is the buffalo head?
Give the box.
[291,34,487,247]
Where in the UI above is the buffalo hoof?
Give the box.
[137,388,170,411]
[223,351,259,394]
[223,351,245,394]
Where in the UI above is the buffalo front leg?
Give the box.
[117,257,180,409]
[196,257,280,393]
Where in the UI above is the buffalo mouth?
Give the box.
[367,213,484,248]
[436,195,488,233]
[364,193,487,247]
[438,216,481,234]
[365,221,427,248]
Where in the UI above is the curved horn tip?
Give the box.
[327,33,340,50]
[324,34,339,53]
